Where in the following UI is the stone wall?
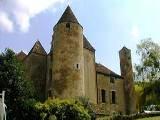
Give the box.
[83,48,97,104]
[24,53,47,101]
[52,22,85,99]
[96,73,125,114]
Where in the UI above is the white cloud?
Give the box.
[131,25,140,38]
[0,12,13,32]
[0,0,66,32]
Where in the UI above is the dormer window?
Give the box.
[110,77,115,83]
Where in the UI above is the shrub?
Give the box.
[111,112,160,120]
[77,96,96,120]
[34,98,91,120]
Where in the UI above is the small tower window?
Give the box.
[101,89,106,103]
[75,63,80,70]
[76,64,79,69]
[66,23,70,29]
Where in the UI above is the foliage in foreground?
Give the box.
[134,39,160,112]
[111,112,160,120]
[23,98,91,120]
[0,49,93,120]
[0,49,36,120]
[135,81,160,112]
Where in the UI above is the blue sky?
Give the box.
[0,0,160,74]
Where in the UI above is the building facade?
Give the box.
[17,6,136,115]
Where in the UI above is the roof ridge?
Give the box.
[96,63,122,78]
[83,35,95,52]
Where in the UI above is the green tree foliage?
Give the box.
[135,39,160,111]
[77,96,96,120]
[135,83,145,112]
[135,38,160,82]
[0,49,36,120]
[135,81,160,111]
[34,99,91,120]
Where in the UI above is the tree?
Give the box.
[0,49,35,120]
[135,39,160,110]
[135,38,160,82]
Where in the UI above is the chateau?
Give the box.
[17,6,136,115]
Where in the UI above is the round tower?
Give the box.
[51,6,84,99]
[119,47,136,114]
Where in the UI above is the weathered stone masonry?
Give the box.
[17,6,136,115]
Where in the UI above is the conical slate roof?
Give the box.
[57,6,79,24]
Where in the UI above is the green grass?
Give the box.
[136,116,160,120]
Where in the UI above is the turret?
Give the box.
[119,47,136,114]
[51,6,85,99]
[24,40,47,101]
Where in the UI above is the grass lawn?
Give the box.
[136,116,160,120]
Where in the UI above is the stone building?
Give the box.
[17,6,136,115]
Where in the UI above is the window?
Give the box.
[76,64,79,69]
[110,77,115,83]
[112,91,116,104]
[66,23,70,29]
[75,63,80,70]
[101,89,106,103]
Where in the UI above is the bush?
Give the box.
[34,99,91,120]
[111,112,160,120]
[77,96,96,120]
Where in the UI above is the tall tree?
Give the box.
[135,38,160,82]
[0,49,35,120]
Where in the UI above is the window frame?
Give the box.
[111,90,116,104]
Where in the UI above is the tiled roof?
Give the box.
[96,63,123,78]
[83,35,95,52]
[57,6,79,24]
[28,40,47,55]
